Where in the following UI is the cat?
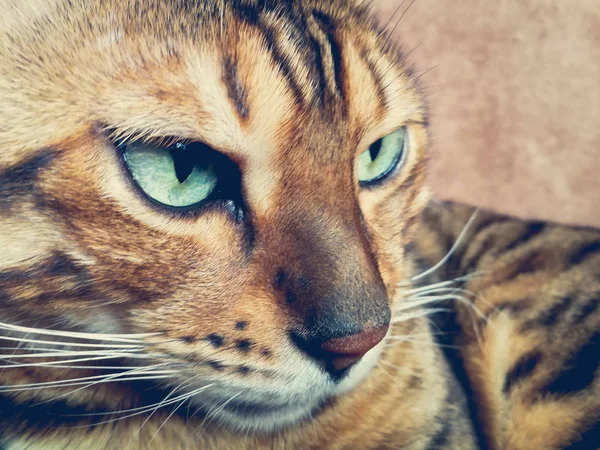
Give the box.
[0,1,598,449]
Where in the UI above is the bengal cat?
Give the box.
[1,1,599,449]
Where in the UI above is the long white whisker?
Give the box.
[403,273,480,294]
[137,373,205,433]
[0,336,145,349]
[71,383,218,427]
[392,308,450,324]
[0,319,40,376]
[404,287,475,298]
[0,368,180,390]
[0,354,160,369]
[0,351,153,359]
[0,347,142,353]
[0,358,144,369]
[32,364,177,406]
[396,295,465,312]
[410,209,479,282]
[383,337,460,350]
[0,375,178,393]
[148,394,197,446]
[0,322,154,343]
[200,391,243,429]
[403,280,462,294]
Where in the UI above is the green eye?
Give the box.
[122,141,220,208]
[357,127,407,185]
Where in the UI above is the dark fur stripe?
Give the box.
[472,217,511,236]
[0,252,84,282]
[233,2,307,106]
[479,223,546,279]
[0,393,106,432]
[222,54,249,119]
[521,295,573,331]
[503,222,546,252]
[504,250,544,281]
[303,16,328,104]
[312,11,345,100]
[425,420,451,449]
[0,149,54,209]
[430,311,489,450]
[540,332,600,396]
[572,296,600,325]
[462,218,512,270]
[570,241,600,265]
[486,299,532,322]
[463,233,497,271]
[503,351,542,394]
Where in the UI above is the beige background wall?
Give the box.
[374,0,600,227]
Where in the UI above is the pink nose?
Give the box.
[320,325,388,371]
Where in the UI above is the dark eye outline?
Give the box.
[358,126,408,188]
[115,138,244,219]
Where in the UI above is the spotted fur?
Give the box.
[414,202,600,450]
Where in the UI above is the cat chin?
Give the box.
[198,396,322,433]
[187,341,386,433]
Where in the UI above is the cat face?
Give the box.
[0,0,428,432]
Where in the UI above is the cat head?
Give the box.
[0,0,428,432]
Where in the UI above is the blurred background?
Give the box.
[373,0,600,227]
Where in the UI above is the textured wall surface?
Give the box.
[375,0,600,227]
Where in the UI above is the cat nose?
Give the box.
[320,325,389,371]
[292,324,389,378]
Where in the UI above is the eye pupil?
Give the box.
[368,139,383,162]
[170,144,195,184]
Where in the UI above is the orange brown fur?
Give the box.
[0,1,461,448]
[414,202,600,449]
[1,0,597,449]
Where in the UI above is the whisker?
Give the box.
[147,397,189,446]
[32,364,178,406]
[0,361,181,371]
[378,0,409,37]
[392,307,450,324]
[137,373,205,433]
[0,322,155,343]
[0,346,143,353]
[403,275,477,294]
[0,375,178,393]
[0,336,145,349]
[70,383,218,427]
[0,350,149,359]
[384,0,418,48]
[200,391,243,429]
[409,209,480,283]
[377,359,426,379]
[0,354,160,369]
[396,294,469,312]
[383,337,460,350]
[0,351,160,359]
